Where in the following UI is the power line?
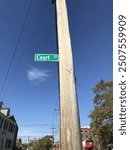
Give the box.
[18,124,52,127]
[51,97,59,125]
[17,135,52,141]
[54,1,60,143]
[51,0,60,130]
[18,136,40,137]
[0,0,33,98]
[50,1,60,143]
[51,100,60,143]
[2,0,48,99]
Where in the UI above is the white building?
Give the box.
[0,102,18,150]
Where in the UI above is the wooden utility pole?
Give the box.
[55,0,82,149]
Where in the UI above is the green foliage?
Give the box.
[16,138,22,149]
[32,135,53,150]
[89,80,113,150]
[22,143,28,149]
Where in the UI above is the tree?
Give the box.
[16,138,22,149]
[89,80,113,150]
[22,143,28,149]
[32,135,53,150]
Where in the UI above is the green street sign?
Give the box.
[34,54,59,62]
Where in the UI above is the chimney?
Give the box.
[1,108,10,116]
[0,101,3,110]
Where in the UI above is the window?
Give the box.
[8,139,12,148]
[8,123,11,132]
[12,124,15,133]
[10,124,13,132]
[5,139,12,149]
[5,139,8,149]
[11,124,15,133]
[5,121,9,131]
[0,117,4,128]
[3,120,7,129]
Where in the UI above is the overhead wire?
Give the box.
[2,0,48,99]
[51,97,60,142]
[0,0,33,98]
[3,0,58,141]
[18,0,60,138]
[54,125,60,141]
[49,1,60,143]
[2,0,59,142]
[18,136,43,137]
[51,96,59,125]
[54,0,60,142]
[18,124,52,127]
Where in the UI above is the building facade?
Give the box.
[81,126,93,141]
[0,102,18,150]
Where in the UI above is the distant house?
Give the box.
[81,126,93,140]
[0,101,18,150]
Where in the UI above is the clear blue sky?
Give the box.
[0,0,112,143]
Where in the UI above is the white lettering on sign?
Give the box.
[37,55,50,61]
